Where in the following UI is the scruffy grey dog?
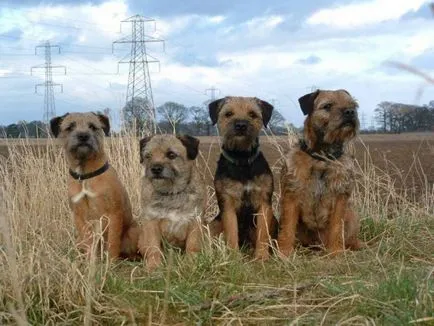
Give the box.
[138,134,207,270]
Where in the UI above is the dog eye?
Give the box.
[225,111,234,118]
[248,111,257,119]
[88,123,98,131]
[323,103,333,111]
[65,123,76,132]
[323,103,332,111]
[144,153,152,160]
[167,151,177,160]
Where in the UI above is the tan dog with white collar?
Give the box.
[50,112,139,260]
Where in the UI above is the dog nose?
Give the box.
[234,120,248,131]
[77,132,90,142]
[344,109,355,118]
[151,164,163,175]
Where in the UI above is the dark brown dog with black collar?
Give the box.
[278,89,362,257]
[209,96,277,260]
[50,112,139,260]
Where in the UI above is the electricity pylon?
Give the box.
[113,15,164,134]
[31,41,66,124]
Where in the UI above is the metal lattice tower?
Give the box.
[31,41,66,124]
[205,86,220,102]
[113,15,164,134]
[205,86,220,136]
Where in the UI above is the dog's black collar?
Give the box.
[299,139,343,162]
[69,162,110,181]
[221,145,261,166]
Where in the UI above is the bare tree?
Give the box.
[157,102,189,134]
[190,106,210,135]
[267,109,286,134]
[375,101,434,133]
[123,97,153,136]
[375,101,392,132]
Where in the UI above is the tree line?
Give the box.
[374,100,434,133]
[2,98,433,138]
[123,97,288,136]
[0,97,288,138]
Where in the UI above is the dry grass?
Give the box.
[0,134,433,325]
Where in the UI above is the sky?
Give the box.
[0,0,433,128]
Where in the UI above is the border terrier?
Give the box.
[138,134,207,270]
[277,89,362,256]
[209,96,277,260]
[50,112,138,259]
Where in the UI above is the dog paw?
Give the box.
[277,248,294,259]
[254,249,270,261]
[146,255,162,272]
[348,239,366,250]
[326,247,345,257]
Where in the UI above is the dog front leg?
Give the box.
[277,193,299,257]
[254,202,273,260]
[326,194,347,254]
[221,198,239,250]
[344,209,363,250]
[72,205,94,256]
[185,220,203,254]
[107,213,123,259]
[138,220,162,271]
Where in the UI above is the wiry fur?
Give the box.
[278,90,362,256]
[210,97,272,151]
[138,134,207,270]
[209,96,276,260]
[50,112,139,260]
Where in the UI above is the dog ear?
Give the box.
[139,136,153,163]
[177,135,200,160]
[94,113,110,136]
[255,98,274,127]
[340,89,350,96]
[50,113,69,137]
[298,90,320,116]
[208,98,226,125]
[339,89,353,98]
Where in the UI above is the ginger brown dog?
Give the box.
[278,89,362,256]
[138,134,206,270]
[50,112,138,259]
[209,96,276,260]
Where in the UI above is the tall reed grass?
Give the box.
[0,134,432,324]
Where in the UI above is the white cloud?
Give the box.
[246,15,284,32]
[208,15,226,24]
[307,0,431,28]
[0,0,127,44]
[157,14,227,37]
[403,33,434,56]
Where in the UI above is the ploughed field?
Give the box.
[1,133,433,194]
[198,133,434,198]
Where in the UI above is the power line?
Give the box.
[113,15,164,134]
[30,41,66,123]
